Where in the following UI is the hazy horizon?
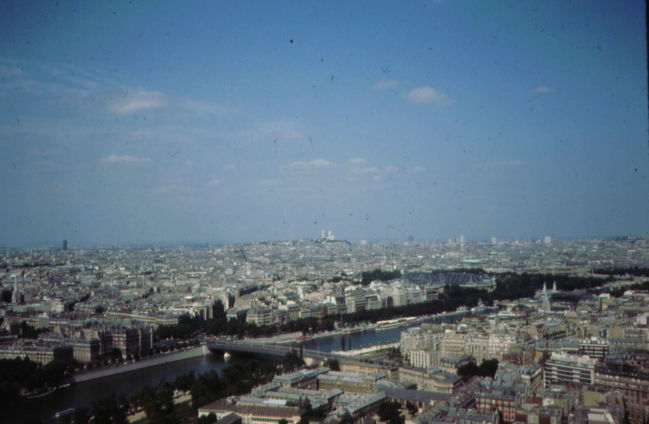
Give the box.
[2,234,645,250]
[1,1,647,246]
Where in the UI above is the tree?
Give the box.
[134,382,177,423]
[198,413,217,424]
[213,300,226,319]
[406,401,418,415]
[72,407,90,424]
[361,269,401,285]
[324,359,340,371]
[174,371,196,392]
[479,359,499,378]
[299,399,326,424]
[457,362,479,380]
[283,350,305,372]
[457,359,499,380]
[378,401,404,424]
[339,413,354,424]
[92,393,128,424]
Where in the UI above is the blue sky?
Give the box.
[0,0,646,245]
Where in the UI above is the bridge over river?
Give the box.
[207,339,337,360]
[205,339,392,367]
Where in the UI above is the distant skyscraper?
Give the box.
[543,236,551,245]
[62,240,68,251]
[490,237,497,245]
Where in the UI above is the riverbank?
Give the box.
[126,393,192,423]
[73,345,208,383]
[331,342,399,357]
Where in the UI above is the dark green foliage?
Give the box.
[205,316,335,339]
[594,267,649,277]
[609,280,649,297]
[441,284,492,306]
[111,347,123,361]
[283,350,305,372]
[173,371,197,392]
[458,359,499,379]
[198,413,217,424]
[323,358,340,371]
[190,358,277,408]
[1,289,11,302]
[156,323,194,340]
[299,400,326,424]
[406,401,417,415]
[378,400,404,424]
[156,313,205,340]
[361,269,401,285]
[0,356,73,416]
[239,284,268,296]
[91,393,129,424]
[72,407,90,424]
[135,382,178,423]
[18,321,42,339]
[492,273,612,301]
[449,268,486,274]
[339,413,355,424]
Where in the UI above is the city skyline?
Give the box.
[1,1,647,246]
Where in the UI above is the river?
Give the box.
[17,354,228,423]
[21,311,467,423]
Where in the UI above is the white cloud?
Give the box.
[406,86,452,105]
[373,80,399,89]
[110,90,167,114]
[0,77,89,98]
[346,158,367,165]
[152,184,195,195]
[273,157,415,197]
[282,157,405,178]
[532,86,552,94]
[207,178,220,186]
[272,128,304,139]
[100,154,152,165]
[38,64,99,89]
[283,158,336,171]
[345,158,398,176]
[180,99,237,117]
[0,63,22,77]
[127,130,154,141]
[257,122,304,140]
[406,166,427,174]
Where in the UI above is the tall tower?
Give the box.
[62,240,68,251]
[12,276,20,304]
[542,282,551,312]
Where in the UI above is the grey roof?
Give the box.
[382,388,450,403]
